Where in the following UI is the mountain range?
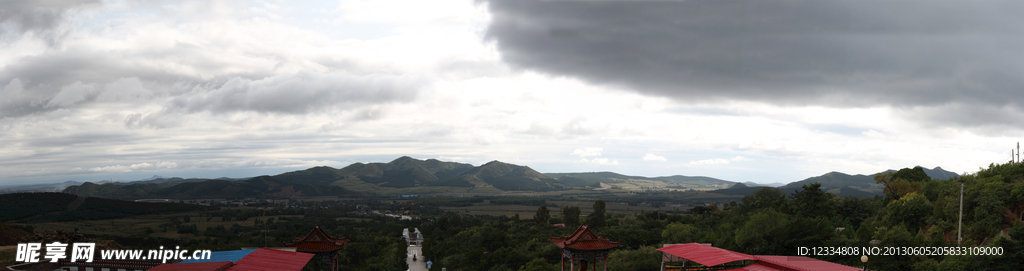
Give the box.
[542,171,759,189]
[715,166,959,198]
[6,157,959,199]
[60,157,566,199]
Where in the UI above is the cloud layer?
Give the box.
[0,0,1017,186]
[0,0,100,44]
[484,0,1024,118]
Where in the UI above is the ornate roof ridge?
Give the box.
[288,225,348,245]
[548,225,620,250]
[563,225,612,245]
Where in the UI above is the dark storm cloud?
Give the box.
[484,0,1024,108]
[0,0,100,44]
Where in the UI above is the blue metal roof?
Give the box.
[179,249,256,263]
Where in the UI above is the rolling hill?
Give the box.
[544,171,738,189]
[333,157,563,191]
[756,166,960,198]
[61,157,567,199]
[63,173,355,199]
[55,158,960,200]
[653,175,736,187]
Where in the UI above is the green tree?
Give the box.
[534,205,550,225]
[488,265,514,271]
[871,225,925,271]
[662,223,699,244]
[589,199,606,228]
[883,192,933,231]
[607,246,660,271]
[789,182,836,219]
[741,187,786,211]
[969,177,1008,240]
[893,166,932,183]
[834,196,873,228]
[734,208,790,255]
[517,258,555,271]
[875,169,927,201]
[561,206,581,227]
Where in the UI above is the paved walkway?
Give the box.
[406,245,428,271]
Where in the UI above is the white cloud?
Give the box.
[863,130,887,138]
[89,161,178,173]
[438,156,467,163]
[579,158,619,165]
[731,156,752,162]
[643,153,666,161]
[571,147,603,157]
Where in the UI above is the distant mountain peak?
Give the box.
[390,156,417,163]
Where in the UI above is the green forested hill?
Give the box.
[778,166,960,197]
[454,161,563,191]
[544,171,737,188]
[61,157,567,199]
[779,171,883,196]
[333,157,561,191]
[63,174,356,200]
[544,171,644,184]
[653,175,735,186]
[336,156,476,188]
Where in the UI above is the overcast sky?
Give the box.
[2,0,1021,186]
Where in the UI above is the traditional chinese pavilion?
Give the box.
[286,225,349,271]
[549,225,620,271]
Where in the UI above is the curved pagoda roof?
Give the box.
[549,225,621,251]
[286,225,349,253]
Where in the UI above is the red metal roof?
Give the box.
[224,248,314,271]
[753,256,862,271]
[657,243,755,267]
[549,225,621,251]
[658,244,862,271]
[286,225,349,253]
[148,261,233,271]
